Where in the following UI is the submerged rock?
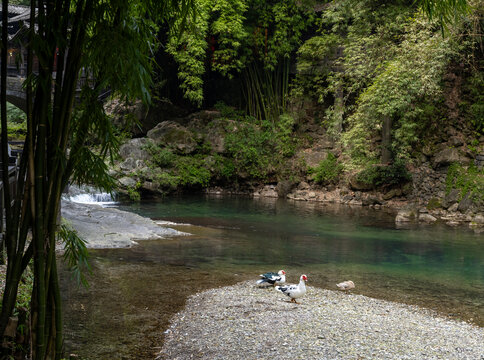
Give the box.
[395,206,418,223]
[61,200,186,248]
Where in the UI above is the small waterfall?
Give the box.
[64,185,117,206]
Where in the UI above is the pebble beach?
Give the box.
[159,281,484,360]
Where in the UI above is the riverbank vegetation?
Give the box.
[113,0,483,208]
[1,0,482,359]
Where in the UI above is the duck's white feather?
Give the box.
[275,275,307,301]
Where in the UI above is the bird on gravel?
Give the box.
[256,270,286,287]
[336,280,355,293]
[275,274,308,304]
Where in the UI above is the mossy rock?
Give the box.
[147,121,197,154]
[426,197,442,211]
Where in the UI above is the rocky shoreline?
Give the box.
[159,281,484,360]
[109,107,483,234]
[61,200,187,248]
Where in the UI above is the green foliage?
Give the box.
[418,0,469,29]
[461,66,484,133]
[356,160,412,188]
[293,33,341,101]
[212,155,236,180]
[167,0,314,111]
[214,101,245,119]
[175,156,211,187]
[14,269,33,310]
[210,0,248,77]
[58,223,92,288]
[342,16,453,164]
[245,0,315,70]
[225,118,273,179]
[152,148,177,168]
[166,1,210,106]
[155,171,181,190]
[6,103,26,124]
[274,113,296,157]
[427,197,442,210]
[310,153,344,184]
[127,182,142,201]
[446,163,484,201]
[6,104,27,140]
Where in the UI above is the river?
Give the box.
[60,195,484,359]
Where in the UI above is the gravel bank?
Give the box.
[159,281,484,360]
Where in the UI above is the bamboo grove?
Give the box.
[0,0,193,359]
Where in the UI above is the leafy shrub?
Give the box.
[356,159,411,188]
[156,171,180,190]
[446,163,484,201]
[152,148,176,168]
[175,156,211,187]
[212,155,236,180]
[275,113,297,157]
[127,181,141,201]
[310,153,343,184]
[214,101,245,120]
[225,120,273,179]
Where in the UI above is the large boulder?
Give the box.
[348,173,373,191]
[119,138,151,161]
[441,189,460,209]
[457,193,473,213]
[147,121,197,154]
[118,176,137,188]
[395,205,418,223]
[254,185,278,198]
[105,98,190,137]
[433,147,469,167]
[204,119,228,154]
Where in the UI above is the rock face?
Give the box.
[105,98,190,137]
[253,185,278,198]
[147,121,198,154]
[119,138,151,161]
[433,147,470,167]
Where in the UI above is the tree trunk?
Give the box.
[381,115,392,164]
[334,84,344,134]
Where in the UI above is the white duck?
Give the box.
[275,274,308,304]
[256,270,286,287]
[336,280,355,293]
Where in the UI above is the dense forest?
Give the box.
[110,0,483,211]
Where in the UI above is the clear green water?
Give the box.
[61,195,484,359]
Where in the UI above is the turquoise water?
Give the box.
[119,196,483,290]
[61,195,484,359]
